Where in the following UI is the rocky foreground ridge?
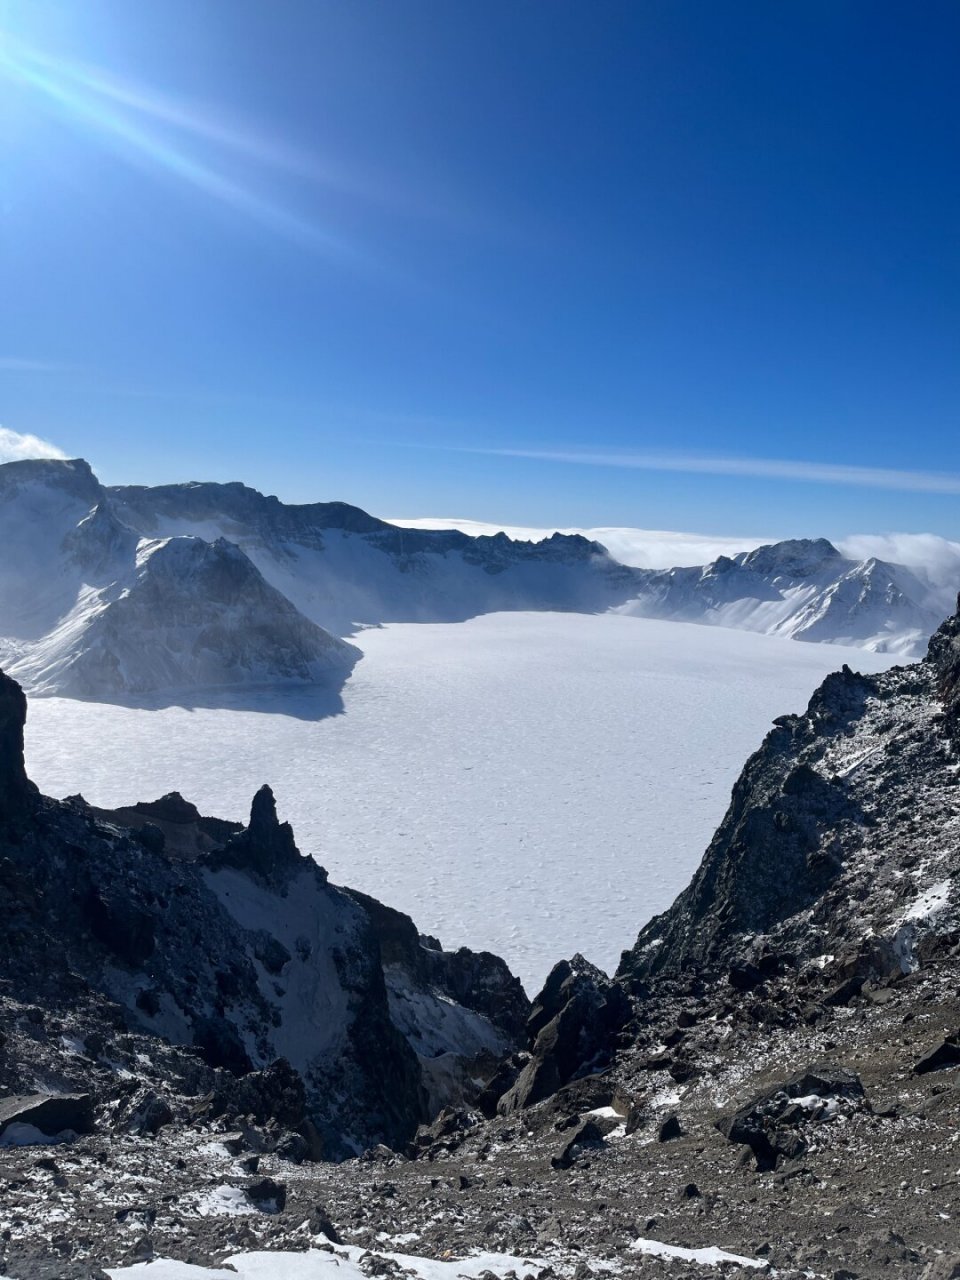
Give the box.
[4,605,960,1276]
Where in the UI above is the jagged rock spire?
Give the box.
[0,669,37,828]
[210,783,310,885]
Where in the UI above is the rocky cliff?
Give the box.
[0,669,528,1168]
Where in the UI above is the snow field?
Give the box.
[24,612,894,992]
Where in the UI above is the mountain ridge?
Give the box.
[0,457,954,704]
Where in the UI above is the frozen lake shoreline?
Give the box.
[24,612,894,992]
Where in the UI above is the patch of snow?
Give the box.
[904,879,953,922]
[789,1094,840,1118]
[191,1185,255,1217]
[631,1237,767,1268]
[106,1241,549,1280]
[0,1122,73,1147]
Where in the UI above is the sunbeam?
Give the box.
[0,35,357,257]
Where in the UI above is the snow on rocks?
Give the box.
[630,1237,767,1269]
[106,1242,552,1280]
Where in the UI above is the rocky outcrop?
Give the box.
[0,668,36,827]
[208,784,307,886]
[347,889,530,1044]
[618,667,873,983]
[930,592,960,731]
[498,954,632,1112]
[0,670,527,1156]
[715,1066,867,1170]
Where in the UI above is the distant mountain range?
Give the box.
[0,457,954,698]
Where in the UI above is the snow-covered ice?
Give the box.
[24,612,894,992]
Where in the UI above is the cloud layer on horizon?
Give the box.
[390,517,772,569]
[391,516,960,602]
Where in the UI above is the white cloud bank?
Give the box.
[0,427,68,463]
[389,517,771,569]
[391,517,960,607]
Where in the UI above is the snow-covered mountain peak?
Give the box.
[619,536,948,657]
[739,537,841,578]
[0,455,102,504]
[5,528,359,699]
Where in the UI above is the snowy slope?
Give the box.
[7,535,358,698]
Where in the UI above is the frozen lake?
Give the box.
[23,612,894,992]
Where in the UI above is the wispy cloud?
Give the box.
[0,427,68,462]
[0,38,357,258]
[0,356,75,373]
[466,447,960,496]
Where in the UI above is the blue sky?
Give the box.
[1,0,958,536]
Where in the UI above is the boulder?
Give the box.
[0,1093,94,1140]
[914,1035,960,1074]
[551,1120,605,1170]
[245,1177,286,1212]
[716,1066,865,1171]
[498,955,631,1112]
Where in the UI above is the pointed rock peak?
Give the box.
[742,538,842,577]
[0,669,38,827]
[207,783,310,887]
[249,783,279,833]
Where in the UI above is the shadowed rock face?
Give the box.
[930,592,960,732]
[0,668,36,827]
[618,598,960,991]
[617,665,873,984]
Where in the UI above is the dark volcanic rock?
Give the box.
[498,955,631,1112]
[914,1035,960,1075]
[0,1092,94,1139]
[716,1066,866,1171]
[208,784,308,886]
[346,888,530,1044]
[0,671,528,1161]
[930,593,960,735]
[0,669,37,828]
